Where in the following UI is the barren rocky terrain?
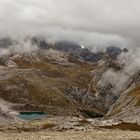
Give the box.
[1,127,140,140]
[0,116,139,140]
[0,38,140,139]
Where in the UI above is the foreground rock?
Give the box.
[0,126,140,140]
[0,116,139,140]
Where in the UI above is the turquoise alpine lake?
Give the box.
[18,112,47,120]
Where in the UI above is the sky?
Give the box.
[0,0,140,49]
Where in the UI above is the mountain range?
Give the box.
[0,37,138,130]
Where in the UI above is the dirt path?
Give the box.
[0,128,140,140]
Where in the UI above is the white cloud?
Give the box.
[0,40,38,56]
[0,0,139,48]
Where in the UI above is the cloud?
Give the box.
[118,48,140,75]
[97,47,140,107]
[0,0,139,49]
[0,39,38,56]
[45,29,128,52]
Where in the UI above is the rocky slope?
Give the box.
[0,37,128,124]
[0,48,101,118]
[0,37,140,131]
[91,70,140,130]
[106,81,140,123]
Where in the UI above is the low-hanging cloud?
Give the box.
[45,29,128,52]
[0,40,38,56]
[97,48,140,107]
[0,0,139,50]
